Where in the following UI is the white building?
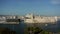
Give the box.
[0,16,6,23]
[24,14,57,24]
[6,16,17,19]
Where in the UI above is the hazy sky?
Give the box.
[0,0,60,16]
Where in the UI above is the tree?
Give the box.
[24,27,43,34]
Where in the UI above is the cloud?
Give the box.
[50,0,60,5]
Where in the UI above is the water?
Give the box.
[0,21,60,34]
[43,21,60,33]
[0,21,26,34]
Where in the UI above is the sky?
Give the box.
[0,0,60,16]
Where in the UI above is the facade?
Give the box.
[0,16,6,23]
[6,15,17,19]
[0,14,59,24]
[24,14,57,24]
[0,15,19,24]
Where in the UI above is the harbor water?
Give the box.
[0,21,26,34]
[0,21,60,34]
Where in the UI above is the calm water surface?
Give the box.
[0,21,26,34]
[0,21,60,34]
